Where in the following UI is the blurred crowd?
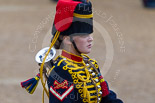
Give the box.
[143,0,155,8]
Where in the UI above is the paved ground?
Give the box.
[0,0,155,103]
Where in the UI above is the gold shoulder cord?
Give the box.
[40,31,60,103]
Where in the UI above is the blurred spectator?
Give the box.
[143,0,155,8]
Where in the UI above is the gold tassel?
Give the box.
[86,90,90,102]
[83,82,90,102]
[77,67,91,102]
[83,82,87,98]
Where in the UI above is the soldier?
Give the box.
[21,0,123,103]
[47,0,123,103]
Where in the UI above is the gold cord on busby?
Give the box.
[20,32,59,103]
[40,31,60,97]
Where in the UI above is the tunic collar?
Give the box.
[61,50,83,62]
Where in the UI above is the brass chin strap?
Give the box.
[70,36,82,54]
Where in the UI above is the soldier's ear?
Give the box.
[63,36,72,45]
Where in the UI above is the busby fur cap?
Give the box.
[52,0,93,36]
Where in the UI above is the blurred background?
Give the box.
[0,0,155,103]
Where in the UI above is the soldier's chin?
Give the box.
[82,49,91,54]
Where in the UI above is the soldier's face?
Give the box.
[73,34,93,54]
